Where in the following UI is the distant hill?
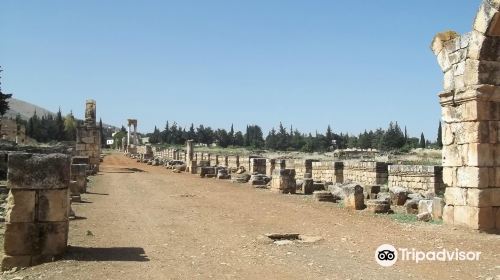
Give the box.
[4,98,55,120]
[4,97,119,130]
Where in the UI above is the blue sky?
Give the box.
[1,0,480,139]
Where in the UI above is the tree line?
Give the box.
[20,110,112,145]
[147,120,443,152]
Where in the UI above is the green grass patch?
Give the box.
[388,213,418,224]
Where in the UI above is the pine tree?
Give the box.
[229,124,234,145]
[99,118,105,146]
[64,112,77,141]
[55,108,65,141]
[0,66,12,117]
[420,132,426,149]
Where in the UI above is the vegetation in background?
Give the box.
[147,120,442,153]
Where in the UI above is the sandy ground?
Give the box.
[3,152,499,280]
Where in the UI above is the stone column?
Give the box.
[2,153,70,270]
[127,124,131,150]
[431,0,500,231]
[186,140,194,173]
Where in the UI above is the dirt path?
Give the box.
[5,152,500,280]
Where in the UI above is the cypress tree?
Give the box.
[437,122,443,148]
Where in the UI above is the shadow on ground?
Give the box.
[64,246,150,262]
[85,191,109,196]
[103,168,146,174]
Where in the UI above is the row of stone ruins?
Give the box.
[126,142,448,222]
[0,99,102,270]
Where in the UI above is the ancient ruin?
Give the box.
[2,153,70,270]
[432,0,500,231]
[75,100,101,173]
[126,119,138,154]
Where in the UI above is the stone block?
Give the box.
[1,255,32,271]
[456,167,489,188]
[8,153,70,190]
[466,188,497,207]
[343,184,365,210]
[302,178,314,195]
[454,206,495,230]
[72,156,90,165]
[418,199,434,215]
[312,191,335,202]
[443,205,455,225]
[432,197,445,219]
[4,190,36,223]
[494,207,500,229]
[445,187,467,206]
[3,223,37,255]
[38,189,69,222]
[38,222,69,256]
[365,200,390,213]
[473,0,499,34]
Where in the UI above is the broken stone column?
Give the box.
[270,169,296,194]
[76,100,101,173]
[343,183,365,210]
[2,153,70,270]
[302,178,314,195]
[431,0,500,231]
[266,159,276,177]
[250,158,266,174]
[186,140,195,173]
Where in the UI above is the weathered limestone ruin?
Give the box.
[0,119,26,144]
[126,119,138,154]
[75,100,101,173]
[2,153,70,270]
[432,0,500,231]
[388,165,444,196]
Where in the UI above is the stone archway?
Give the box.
[431,0,500,231]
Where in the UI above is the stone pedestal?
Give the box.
[271,169,296,194]
[2,153,70,271]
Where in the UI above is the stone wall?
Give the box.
[311,161,344,183]
[388,165,444,195]
[343,161,389,186]
[285,159,318,179]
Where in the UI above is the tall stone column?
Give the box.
[431,0,500,231]
[186,140,195,173]
[133,122,138,145]
[127,124,131,150]
[186,140,194,162]
[2,153,70,270]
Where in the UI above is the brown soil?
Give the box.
[4,153,499,280]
